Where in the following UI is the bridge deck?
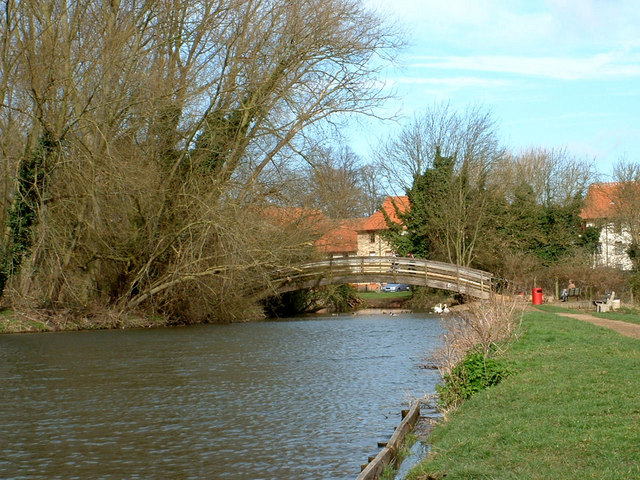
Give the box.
[266,256,493,299]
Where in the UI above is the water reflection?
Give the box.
[0,313,442,479]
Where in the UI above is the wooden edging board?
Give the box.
[356,400,421,480]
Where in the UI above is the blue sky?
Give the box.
[349,0,640,178]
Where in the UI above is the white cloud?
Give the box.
[368,0,640,55]
[392,76,510,88]
[409,52,640,80]
[386,76,512,101]
[361,0,640,171]
[545,0,640,48]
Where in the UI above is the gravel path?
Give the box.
[553,312,640,339]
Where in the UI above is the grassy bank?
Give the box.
[358,291,413,300]
[408,309,640,480]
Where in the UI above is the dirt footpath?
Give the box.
[553,312,640,339]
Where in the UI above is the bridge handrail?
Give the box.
[266,256,493,299]
[275,256,490,274]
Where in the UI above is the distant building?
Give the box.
[315,218,367,258]
[314,196,410,258]
[356,196,409,256]
[580,182,634,270]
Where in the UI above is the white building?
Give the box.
[580,182,635,270]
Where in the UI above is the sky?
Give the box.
[348,0,640,178]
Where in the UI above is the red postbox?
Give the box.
[532,287,543,305]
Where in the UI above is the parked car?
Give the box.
[382,283,410,292]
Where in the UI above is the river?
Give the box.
[0,313,442,480]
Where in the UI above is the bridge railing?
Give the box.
[267,256,493,299]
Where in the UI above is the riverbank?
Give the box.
[0,307,171,333]
[0,289,421,333]
[406,307,640,479]
[0,304,417,334]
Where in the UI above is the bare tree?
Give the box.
[610,160,640,267]
[0,0,29,241]
[358,164,384,216]
[374,102,503,194]
[380,104,504,267]
[0,0,399,320]
[498,147,598,207]
[294,145,370,219]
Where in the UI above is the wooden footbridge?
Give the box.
[263,256,493,299]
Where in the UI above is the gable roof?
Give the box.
[262,205,328,232]
[360,196,409,231]
[315,218,368,254]
[580,182,622,220]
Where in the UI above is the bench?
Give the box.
[561,287,581,301]
[566,287,581,300]
[594,291,616,312]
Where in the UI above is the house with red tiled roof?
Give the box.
[356,196,409,256]
[315,218,367,258]
[314,196,410,258]
[580,182,633,269]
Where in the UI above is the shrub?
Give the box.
[432,295,523,376]
[321,283,363,312]
[429,295,522,411]
[436,349,511,409]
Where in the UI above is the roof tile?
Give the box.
[360,196,409,231]
[581,182,620,220]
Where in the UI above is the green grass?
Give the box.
[534,304,580,314]
[358,291,412,300]
[407,310,640,480]
[0,309,48,333]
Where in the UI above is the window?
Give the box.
[615,241,624,255]
[369,232,376,243]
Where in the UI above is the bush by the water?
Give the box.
[433,296,522,377]
[431,296,521,410]
[436,349,511,409]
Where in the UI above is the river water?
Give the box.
[0,313,442,480]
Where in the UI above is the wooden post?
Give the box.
[356,401,421,480]
[329,257,333,285]
[424,260,429,288]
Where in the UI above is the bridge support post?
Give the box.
[424,261,429,287]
